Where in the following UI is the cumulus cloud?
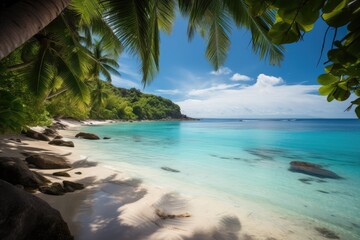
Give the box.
[210,67,232,76]
[176,74,354,118]
[188,84,240,96]
[230,73,252,81]
[156,89,181,95]
[254,74,283,87]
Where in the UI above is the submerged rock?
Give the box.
[63,181,85,192]
[289,161,342,179]
[103,136,111,140]
[25,154,71,169]
[155,209,191,220]
[48,139,74,147]
[0,157,49,189]
[39,183,66,195]
[24,129,50,141]
[0,180,73,240]
[53,171,71,177]
[161,167,180,173]
[75,132,100,140]
[315,227,340,239]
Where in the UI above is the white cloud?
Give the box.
[156,89,181,95]
[176,74,355,118]
[210,67,232,76]
[111,75,140,89]
[230,73,252,81]
[254,74,283,87]
[188,84,240,96]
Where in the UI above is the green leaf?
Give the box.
[322,7,350,27]
[338,81,349,90]
[317,74,338,85]
[327,93,335,102]
[268,21,300,44]
[322,0,348,13]
[333,87,350,101]
[355,106,360,118]
[319,85,335,95]
[351,98,360,105]
[355,89,360,97]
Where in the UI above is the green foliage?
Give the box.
[246,0,360,117]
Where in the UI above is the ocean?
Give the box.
[72,119,360,239]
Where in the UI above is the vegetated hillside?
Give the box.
[47,82,184,121]
[107,85,183,120]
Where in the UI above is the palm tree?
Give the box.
[1,0,284,86]
[0,0,71,59]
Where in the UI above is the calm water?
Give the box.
[75,119,360,238]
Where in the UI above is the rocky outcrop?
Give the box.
[24,129,50,141]
[63,181,84,192]
[0,157,49,189]
[48,121,67,130]
[48,139,74,147]
[0,180,73,240]
[75,132,100,140]
[39,183,66,196]
[43,128,58,137]
[289,161,342,179]
[25,154,71,169]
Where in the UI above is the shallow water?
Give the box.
[73,119,360,239]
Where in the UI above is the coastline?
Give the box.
[0,120,354,240]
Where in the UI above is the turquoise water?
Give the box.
[75,119,360,238]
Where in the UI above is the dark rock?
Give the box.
[53,171,71,177]
[74,172,82,175]
[48,121,67,130]
[161,167,180,173]
[315,227,340,239]
[39,183,66,195]
[25,154,71,169]
[9,138,21,143]
[0,180,73,240]
[32,171,51,184]
[75,132,100,140]
[48,139,74,147]
[43,128,58,137]
[24,129,50,141]
[54,135,63,139]
[63,181,85,192]
[317,190,330,194]
[103,137,111,140]
[0,157,48,189]
[289,161,342,179]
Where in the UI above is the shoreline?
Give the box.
[0,120,354,240]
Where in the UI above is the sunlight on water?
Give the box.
[71,119,360,239]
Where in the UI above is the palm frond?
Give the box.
[68,0,101,25]
[224,0,284,65]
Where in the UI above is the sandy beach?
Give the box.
[0,120,349,240]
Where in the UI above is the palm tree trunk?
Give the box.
[0,0,71,60]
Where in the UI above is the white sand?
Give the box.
[0,124,341,240]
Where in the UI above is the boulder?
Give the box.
[0,180,73,240]
[75,132,100,140]
[54,135,63,140]
[49,139,74,148]
[0,157,49,189]
[43,128,58,137]
[289,161,342,179]
[24,129,50,141]
[48,121,67,130]
[25,154,71,169]
[53,171,71,177]
[63,181,84,192]
[39,183,66,196]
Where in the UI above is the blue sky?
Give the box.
[111,15,355,118]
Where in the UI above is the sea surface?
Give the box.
[74,119,360,239]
